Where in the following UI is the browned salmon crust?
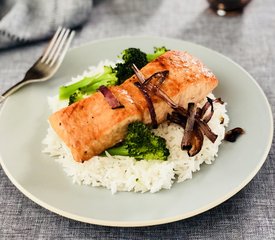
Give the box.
[49,50,218,162]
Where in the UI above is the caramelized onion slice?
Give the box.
[143,70,169,87]
[195,119,218,143]
[168,111,205,157]
[167,111,187,127]
[224,127,245,142]
[134,82,158,128]
[169,107,204,157]
[132,64,177,109]
[186,127,204,157]
[181,103,196,151]
[170,107,217,144]
[132,64,146,83]
[201,97,214,123]
[98,85,124,109]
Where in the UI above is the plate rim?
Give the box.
[0,36,273,227]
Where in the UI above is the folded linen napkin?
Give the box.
[0,0,93,49]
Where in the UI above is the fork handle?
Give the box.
[0,79,29,104]
[0,96,6,104]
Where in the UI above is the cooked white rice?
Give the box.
[42,61,229,194]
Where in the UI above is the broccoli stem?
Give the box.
[59,66,117,100]
[82,75,117,93]
[59,73,110,99]
[146,47,169,62]
[106,145,129,156]
[146,52,163,62]
[146,53,157,62]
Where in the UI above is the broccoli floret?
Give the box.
[68,90,84,105]
[59,46,169,103]
[114,48,148,84]
[59,66,118,100]
[106,122,170,160]
[114,47,169,84]
[146,46,169,62]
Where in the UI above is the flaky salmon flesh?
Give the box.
[49,50,218,162]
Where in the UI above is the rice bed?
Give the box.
[42,60,229,194]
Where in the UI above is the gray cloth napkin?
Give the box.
[0,0,93,49]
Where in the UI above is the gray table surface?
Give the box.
[0,0,274,239]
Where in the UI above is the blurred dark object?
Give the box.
[207,0,251,16]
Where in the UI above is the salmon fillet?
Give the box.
[49,50,218,162]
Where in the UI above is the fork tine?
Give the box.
[41,26,62,63]
[49,29,71,66]
[45,28,67,65]
[54,30,75,66]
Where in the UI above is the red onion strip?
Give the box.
[168,109,204,157]
[201,97,214,123]
[188,126,204,157]
[134,82,158,128]
[132,64,146,83]
[143,71,169,87]
[167,111,187,127]
[98,85,124,109]
[181,103,196,151]
[224,127,245,142]
[132,65,178,109]
[195,119,217,143]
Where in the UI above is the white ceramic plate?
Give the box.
[0,37,273,227]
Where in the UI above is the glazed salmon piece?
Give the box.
[49,50,218,162]
[123,50,218,124]
[49,86,142,162]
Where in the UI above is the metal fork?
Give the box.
[0,27,75,104]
